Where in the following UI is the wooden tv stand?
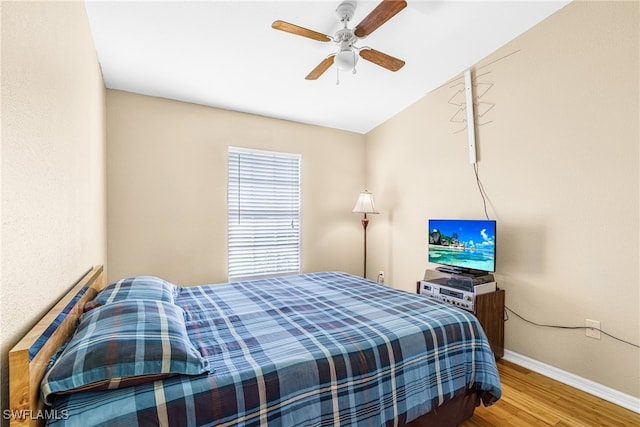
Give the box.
[472,289,505,358]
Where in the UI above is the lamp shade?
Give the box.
[352,191,379,214]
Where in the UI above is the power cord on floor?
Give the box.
[505,305,640,349]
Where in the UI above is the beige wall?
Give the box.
[366,1,639,397]
[106,90,366,285]
[0,0,106,418]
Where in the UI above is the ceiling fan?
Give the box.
[272,0,407,81]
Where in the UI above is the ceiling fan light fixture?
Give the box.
[335,48,358,72]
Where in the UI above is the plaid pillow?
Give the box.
[95,276,178,306]
[41,300,209,404]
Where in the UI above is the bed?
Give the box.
[9,266,501,426]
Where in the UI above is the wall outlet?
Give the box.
[585,319,601,339]
[377,271,385,284]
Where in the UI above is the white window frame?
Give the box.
[227,146,302,281]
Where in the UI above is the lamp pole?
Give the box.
[361,212,369,278]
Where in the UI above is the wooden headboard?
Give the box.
[8,266,105,427]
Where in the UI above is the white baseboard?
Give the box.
[502,350,640,414]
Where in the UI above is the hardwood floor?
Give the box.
[461,359,640,426]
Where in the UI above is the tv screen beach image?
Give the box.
[428,219,496,272]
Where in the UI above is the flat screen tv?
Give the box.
[428,219,496,274]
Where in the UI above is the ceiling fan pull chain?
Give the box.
[336,68,340,85]
[352,50,357,74]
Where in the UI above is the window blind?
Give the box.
[227,147,301,281]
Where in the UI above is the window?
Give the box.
[227,147,301,280]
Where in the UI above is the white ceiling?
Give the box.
[85,0,570,134]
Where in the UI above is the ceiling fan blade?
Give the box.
[305,55,335,80]
[359,48,405,71]
[354,0,407,38]
[272,20,331,42]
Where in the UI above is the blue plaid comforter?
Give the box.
[47,272,501,426]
